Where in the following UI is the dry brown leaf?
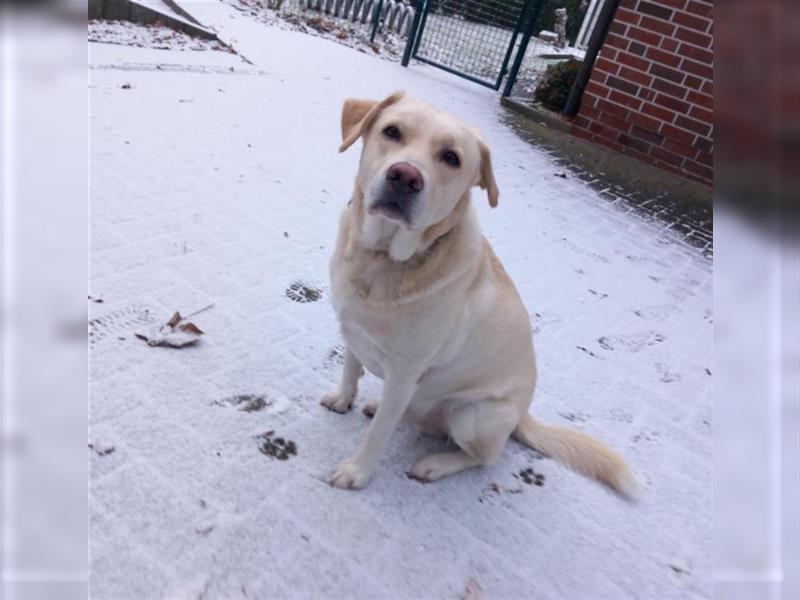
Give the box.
[135,305,212,348]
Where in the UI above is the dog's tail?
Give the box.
[512,414,638,500]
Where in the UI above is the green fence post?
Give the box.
[501,0,544,97]
[401,0,426,67]
[370,0,384,42]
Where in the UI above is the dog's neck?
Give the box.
[349,187,472,262]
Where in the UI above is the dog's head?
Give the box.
[339,92,498,259]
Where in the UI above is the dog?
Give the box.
[321,91,635,497]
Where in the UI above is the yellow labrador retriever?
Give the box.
[322,91,635,497]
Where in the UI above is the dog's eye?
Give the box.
[382,125,401,141]
[441,150,460,168]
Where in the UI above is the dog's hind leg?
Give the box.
[321,348,364,413]
[408,399,518,482]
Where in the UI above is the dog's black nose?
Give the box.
[386,162,423,194]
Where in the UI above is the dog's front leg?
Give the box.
[321,348,364,413]
[329,372,417,490]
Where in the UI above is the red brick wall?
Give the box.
[571,0,713,185]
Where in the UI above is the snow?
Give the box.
[88,19,229,52]
[90,2,712,598]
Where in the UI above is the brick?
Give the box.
[589,120,619,140]
[678,42,713,64]
[661,123,696,145]
[682,58,713,80]
[642,102,676,121]
[697,151,713,166]
[701,80,713,95]
[658,0,687,8]
[676,114,712,136]
[687,90,712,110]
[646,46,681,67]
[628,26,662,46]
[684,159,713,181]
[617,51,650,71]
[609,89,644,109]
[605,33,630,50]
[615,7,641,24]
[585,80,610,98]
[632,111,661,130]
[629,41,647,56]
[664,138,699,159]
[597,98,630,118]
[631,124,665,145]
[655,161,687,177]
[675,26,712,47]
[581,94,600,109]
[623,145,659,166]
[638,88,656,101]
[641,15,676,36]
[595,57,620,75]
[619,66,654,87]
[685,75,703,90]
[655,93,690,113]
[617,133,651,153]
[599,46,619,60]
[673,10,710,32]
[571,125,595,141]
[638,1,674,20]
[650,63,685,83]
[694,137,712,152]
[609,21,628,36]
[690,105,713,123]
[599,111,632,132]
[607,75,640,96]
[651,146,685,166]
[652,77,688,99]
[686,0,712,17]
[661,37,679,52]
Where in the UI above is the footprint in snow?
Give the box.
[213,394,270,412]
[255,431,297,461]
[597,331,665,352]
[285,281,322,303]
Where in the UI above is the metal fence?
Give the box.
[296,0,415,39]
[406,0,531,89]
[401,0,593,99]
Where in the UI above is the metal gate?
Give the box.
[401,0,542,90]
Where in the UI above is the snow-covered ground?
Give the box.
[90,2,712,598]
[89,19,231,53]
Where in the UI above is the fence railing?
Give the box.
[297,0,415,39]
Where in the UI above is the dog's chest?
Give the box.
[331,294,391,378]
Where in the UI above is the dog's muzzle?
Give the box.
[370,162,424,226]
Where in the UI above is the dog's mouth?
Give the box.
[369,196,415,228]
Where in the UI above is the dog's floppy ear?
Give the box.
[477,138,499,208]
[339,91,404,153]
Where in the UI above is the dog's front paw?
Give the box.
[329,457,372,490]
[321,389,354,414]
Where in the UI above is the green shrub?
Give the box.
[533,58,581,113]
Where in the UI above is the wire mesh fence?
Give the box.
[412,0,528,87]
[503,34,586,103]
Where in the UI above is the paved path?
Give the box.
[90,5,712,598]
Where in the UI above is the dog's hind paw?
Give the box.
[321,390,354,414]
